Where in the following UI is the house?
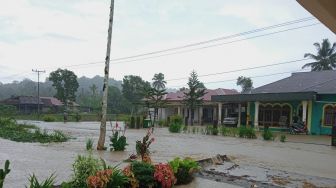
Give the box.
[0,96,44,114]
[157,88,239,124]
[0,96,80,114]
[212,70,336,135]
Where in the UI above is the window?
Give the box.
[324,105,336,126]
[258,104,291,127]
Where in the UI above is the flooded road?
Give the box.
[1,121,336,187]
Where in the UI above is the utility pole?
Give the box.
[32,69,45,120]
[97,0,115,150]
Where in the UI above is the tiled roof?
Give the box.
[165,88,238,101]
[252,70,336,94]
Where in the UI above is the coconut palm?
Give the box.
[302,39,336,71]
[152,73,167,90]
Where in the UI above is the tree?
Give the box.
[98,0,114,150]
[302,39,336,71]
[183,71,206,126]
[236,76,253,93]
[49,68,79,109]
[152,73,167,90]
[89,84,98,97]
[122,75,150,115]
[145,73,168,127]
[107,86,131,114]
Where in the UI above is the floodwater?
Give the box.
[1,121,336,187]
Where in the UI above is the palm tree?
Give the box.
[302,39,336,71]
[152,73,167,90]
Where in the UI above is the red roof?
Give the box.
[40,97,63,106]
[165,88,238,101]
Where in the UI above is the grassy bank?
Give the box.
[0,118,69,143]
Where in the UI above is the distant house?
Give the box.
[0,96,44,114]
[0,96,80,114]
[212,70,336,135]
[40,97,63,113]
[157,88,239,124]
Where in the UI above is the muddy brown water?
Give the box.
[1,121,336,187]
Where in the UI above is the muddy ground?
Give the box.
[1,121,336,187]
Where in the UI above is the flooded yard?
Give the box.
[1,121,336,187]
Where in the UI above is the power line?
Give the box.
[167,69,309,88]
[166,58,311,82]
[43,17,319,69]
[108,17,316,62]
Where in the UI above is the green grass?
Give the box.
[0,118,69,143]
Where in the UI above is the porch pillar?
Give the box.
[302,100,308,123]
[199,107,203,125]
[213,106,217,121]
[254,101,259,129]
[218,103,222,125]
[177,106,181,116]
[237,103,242,127]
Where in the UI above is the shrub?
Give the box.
[0,104,16,117]
[86,138,94,151]
[26,173,56,188]
[131,161,155,188]
[43,115,56,122]
[74,113,81,122]
[212,127,219,135]
[238,127,256,139]
[136,128,154,162]
[262,129,275,141]
[170,115,183,125]
[169,123,182,133]
[109,132,128,151]
[71,155,102,188]
[158,120,166,127]
[168,157,200,185]
[154,163,176,188]
[280,134,286,142]
[0,160,10,188]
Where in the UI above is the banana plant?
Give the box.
[0,160,10,188]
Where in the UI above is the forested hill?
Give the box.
[0,75,122,100]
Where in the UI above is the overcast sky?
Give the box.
[0,0,335,91]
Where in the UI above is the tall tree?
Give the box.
[49,68,79,109]
[97,0,114,150]
[122,75,150,115]
[236,76,253,93]
[302,39,336,71]
[90,84,97,97]
[152,73,167,90]
[146,73,167,127]
[183,71,206,126]
[107,86,131,114]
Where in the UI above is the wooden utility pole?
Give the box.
[97,0,115,150]
[32,69,45,120]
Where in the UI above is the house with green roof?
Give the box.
[212,70,336,135]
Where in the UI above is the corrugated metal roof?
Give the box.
[165,88,238,101]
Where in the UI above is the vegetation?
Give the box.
[262,129,275,141]
[0,105,16,117]
[109,132,128,151]
[49,68,79,108]
[169,123,182,133]
[0,118,69,143]
[131,161,155,187]
[170,115,183,125]
[280,134,287,142]
[42,115,56,122]
[238,127,257,139]
[302,39,336,71]
[154,163,176,188]
[26,173,56,188]
[0,160,10,188]
[136,129,155,162]
[86,138,94,151]
[71,155,102,188]
[220,126,238,137]
[237,76,253,93]
[182,71,206,126]
[168,157,200,185]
